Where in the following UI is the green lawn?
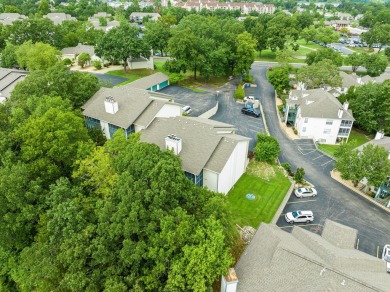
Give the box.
[226,163,291,228]
[255,49,306,63]
[317,128,373,157]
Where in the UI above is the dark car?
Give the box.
[241,107,261,118]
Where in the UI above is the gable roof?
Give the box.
[287,89,354,121]
[61,44,95,56]
[44,13,75,25]
[81,85,174,129]
[126,72,169,90]
[235,220,390,291]
[140,117,249,175]
[0,13,27,25]
[340,71,359,88]
[0,68,28,100]
[356,136,390,153]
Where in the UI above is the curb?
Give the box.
[271,180,294,224]
[330,170,390,213]
[259,103,269,135]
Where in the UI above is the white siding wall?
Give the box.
[134,124,144,133]
[100,121,110,139]
[296,113,341,144]
[203,169,218,192]
[156,104,182,118]
[217,140,248,194]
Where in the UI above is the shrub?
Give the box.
[243,74,254,83]
[294,167,305,184]
[293,128,298,135]
[62,58,72,66]
[169,73,185,84]
[78,52,91,68]
[254,133,281,163]
[234,84,245,99]
[281,162,292,175]
[93,60,102,70]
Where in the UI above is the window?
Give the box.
[85,116,100,128]
[304,118,308,123]
[302,127,306,132]
[108,123,120,138]
[326,120,333,125]
[184,171,203,187]
[125,124,135,138]
[323,128,331,134]
[341,120,353,127]
[338,128,351,136]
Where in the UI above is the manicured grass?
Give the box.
[106,67,155,86]
[255,49,306,63]
[296,39,323,50]
[317,128,373,157]
[226,162,291,228]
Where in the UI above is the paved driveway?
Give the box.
[158,85,216,117]
[251,63,390,257]
[90,73,128,87]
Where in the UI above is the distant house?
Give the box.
[324,20,350,31]
[87,14,120,32]
[0,68,28,104]
[334,72,390,97]
[129,12,160,23]
[284,89,354,144]
[233,220,390,291]
[81,82,181,139]
[0,13,26,26]
[44,13,75,25]
[61,43,102,65]
[337,12,353,20]
[140,116,250,194]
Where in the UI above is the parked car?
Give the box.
[294,187,318,198]
[241,107,261,118]
[285,210,314,224]
[182,106,192,115]
[382,244,390,273]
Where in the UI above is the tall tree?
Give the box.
[361,23,390,52]
[305,48,343,67]
[348,81,390,134]
[335,143,364,186]
[300,25,317,44]
[15,41,61,71]
[143,18,171,55]
[254,133,281,163]
[364,54,388,77]
[95,23,150,72]
[315,26,339,45]
[297,59,342,89]
[345,52,367,73]
[266,13,299,51]
[234,31,257,78]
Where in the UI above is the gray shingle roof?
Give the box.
[127,72,168,90]
[362,73,390,84]
[140,117,248,175]
[61,44,95,56]
[44,13,75,25]
[287,89,354,121]
[0,13,26,25]
[235,220,390,291]
[356,136,390,152]
[82,86,171,129]
[0,68,28,99]
[340,71,359,88]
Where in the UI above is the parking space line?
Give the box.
[321,160,334,167]
[279,223,323,229]
[287,199,316,204]
[302,150,316,155]
[297,147,316,150]
[312,154,324,160]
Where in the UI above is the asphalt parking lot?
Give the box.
[294,139,335,169]
[158,85,216,117]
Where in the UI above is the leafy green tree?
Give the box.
[10,63,100,108]
[345,52,367,73]
[385,47,390,59]
[364,53,388,77]
[267,65,290,94]
[295,11,314,30]
[37,0,50,15]
[6,17,60,47]
[297,59,341,89]
[266,13,299,51]
[348,81,390,134]
[77,52,91,68]
[95,23,150,72]
[15,41,61,71]
[0,43,18,68]
[335,143,363,186]
[300,25,317,44]
[315,26,339,45]
[293,167,305,184]
[234,31,257,78]
[254,133,281,163]
[305,48,343,66]
[251,22,268,53]
[361,23,390,52]
[143,18,171,56]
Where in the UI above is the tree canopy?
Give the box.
[297,60,342,89]
[254,133,281,163]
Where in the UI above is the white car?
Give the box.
[294,187,317,198]
[182,106,192,115]
[382,244,390,273]
[285,210,314,224]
